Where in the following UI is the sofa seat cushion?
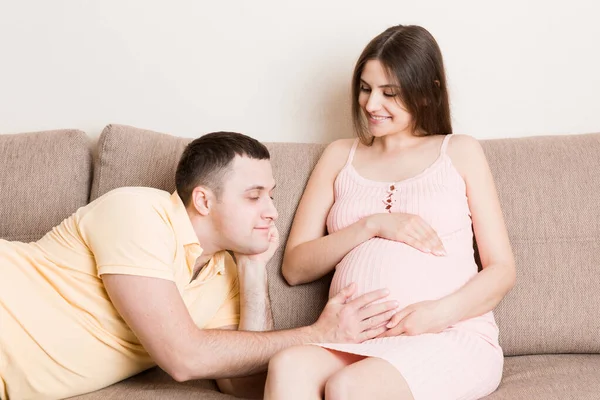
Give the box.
[67,367,241,400]
[484,354,600,399]
[0,129,91,242]
[68,355,600,399]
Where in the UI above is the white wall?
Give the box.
[0,0,598,142]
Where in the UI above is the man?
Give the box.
[0,132,397,400]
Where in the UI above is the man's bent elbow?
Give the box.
[167,364,219,383]
[157,357,189,382]
[163,352,216,382]
[163,358,198,383]
[168,368,191,383]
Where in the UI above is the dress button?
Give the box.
[384,184,397,213]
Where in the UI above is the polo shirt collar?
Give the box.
[170,191,201,247]
[170,191,226,278]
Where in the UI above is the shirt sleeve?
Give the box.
[79,191,177,281]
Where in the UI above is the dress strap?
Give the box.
[344,138,360,167]
[439,134,452,155]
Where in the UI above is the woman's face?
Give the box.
[358,59,413,138]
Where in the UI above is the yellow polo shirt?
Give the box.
[0,187,240,400]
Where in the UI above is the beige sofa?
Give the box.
[1,124,599,400]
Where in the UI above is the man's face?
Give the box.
[211,156,278,255]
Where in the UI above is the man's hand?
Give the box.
[235,224,280,267]
[312,283,398,343]
[377,299,455,338]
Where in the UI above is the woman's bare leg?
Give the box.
[264,345,363,400]
[325,357,414,400]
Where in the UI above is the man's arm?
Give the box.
[102,273,396,382]
[236,258,274,331]
[215,259,272,399]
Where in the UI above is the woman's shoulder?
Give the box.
[446,134,488,178]
[324,138,356,155]
[447,134,484,157]
[447,133,481,149]
[317,138,357,172]
[315,139,355,177]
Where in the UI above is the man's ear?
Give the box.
[191,186,213,216]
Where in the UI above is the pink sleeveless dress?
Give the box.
[316,135,504,400]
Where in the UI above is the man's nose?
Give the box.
[264,197,278,221]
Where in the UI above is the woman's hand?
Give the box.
[376,299,456,337]
[368,213,446,256]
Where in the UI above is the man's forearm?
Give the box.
[237,259,273,331]
[182,320,316,381]
[216,259,274,398]
[176,270,393,382]
[184,259,302,381]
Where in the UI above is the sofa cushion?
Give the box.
[67,355,600,399]
[90,124,189,200]
[484,354,600,399]
[261,142,331,331]
[481,133,600,356]
[67,367,241,400]
[0,129,91,242]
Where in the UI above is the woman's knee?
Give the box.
[268,346,303,376]
[267,345,322,378]
[324,358,414,400]
[324,369,353,400]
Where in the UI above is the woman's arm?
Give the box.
[282,139,378,285]
[443,134,516,322]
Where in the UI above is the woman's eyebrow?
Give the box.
[360,79,400,89]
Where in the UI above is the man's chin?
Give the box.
[233,242,269,256]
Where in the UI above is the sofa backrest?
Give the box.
[59,124,600,356]
[0,129,92,242]
[480,133,600,355]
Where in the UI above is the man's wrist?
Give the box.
[300,324,324,344]
[236,257,268,269]
[236,259,268,286]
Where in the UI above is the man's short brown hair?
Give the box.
[175,132,270,206]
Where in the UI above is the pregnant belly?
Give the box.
[329,237,477,309]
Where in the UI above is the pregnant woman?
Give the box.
[264,25,516,400]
